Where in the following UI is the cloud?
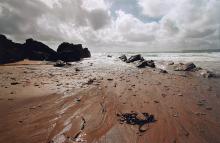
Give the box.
[0,0,219,51]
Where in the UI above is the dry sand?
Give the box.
[0,59,220,143]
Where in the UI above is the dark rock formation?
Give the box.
[119,55,127,62]
[126,54,144,63]
[136,60,155,68]
[0,34,91,64]
[57,42,91,62]
[0,34,25,64]
[24,38,58,61]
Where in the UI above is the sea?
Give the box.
[92,52,220,74]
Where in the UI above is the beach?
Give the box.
[0,55,220,143]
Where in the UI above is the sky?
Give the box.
[0,0,220,52]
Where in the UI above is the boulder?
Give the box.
[174,62,196,71]
[54,60,66,67]
[119,55,127,62]
[57,42,91,62]
[24,38,58,61]
[126,54,144,63]
[136,60,155,68]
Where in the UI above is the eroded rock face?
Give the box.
[0,34,25,64]
[0,34,91,64]
[57,42,91,62]
[24,39,58,61]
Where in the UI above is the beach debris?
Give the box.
[119,54,127,62]
[117,112,156,132]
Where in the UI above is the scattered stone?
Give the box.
[54,60,66,67]
[11,82,20,85]
[199,70,215,78]
[75,68,80,72]
[119,55,127,62]
[154,100,159,103]
[206,107,212,110]
[158,69,168,73]
[197,101,205,106]
[174,62,196,71]
[107,78,113,81]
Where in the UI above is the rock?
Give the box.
[107,55,112,58]
[11,82,20,85]
[0,34,25,64]
[119,54,127,62]
[136,60,155,68]
[174,62,196,71]
[57,42,91,62]
[126,54,144,63]
[0,34,91,64]
[24,38,58,61]
[81,48,91,58]
[136,61,147,68]
[54,60,66,67]
[167,61,174,65]
[199,69,215,78]
[158,69,168,73]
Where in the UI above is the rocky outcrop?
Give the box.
[24,39,58,61]
[0,34,25,64]
[57,42,91,62]
[0,34,91,64]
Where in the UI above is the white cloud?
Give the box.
[138,0,177,18]
[0,0,219,52]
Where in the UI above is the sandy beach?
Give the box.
[0,57,220,143]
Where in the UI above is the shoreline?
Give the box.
[0,58,220,143]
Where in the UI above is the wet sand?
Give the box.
[0,59,220,143]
